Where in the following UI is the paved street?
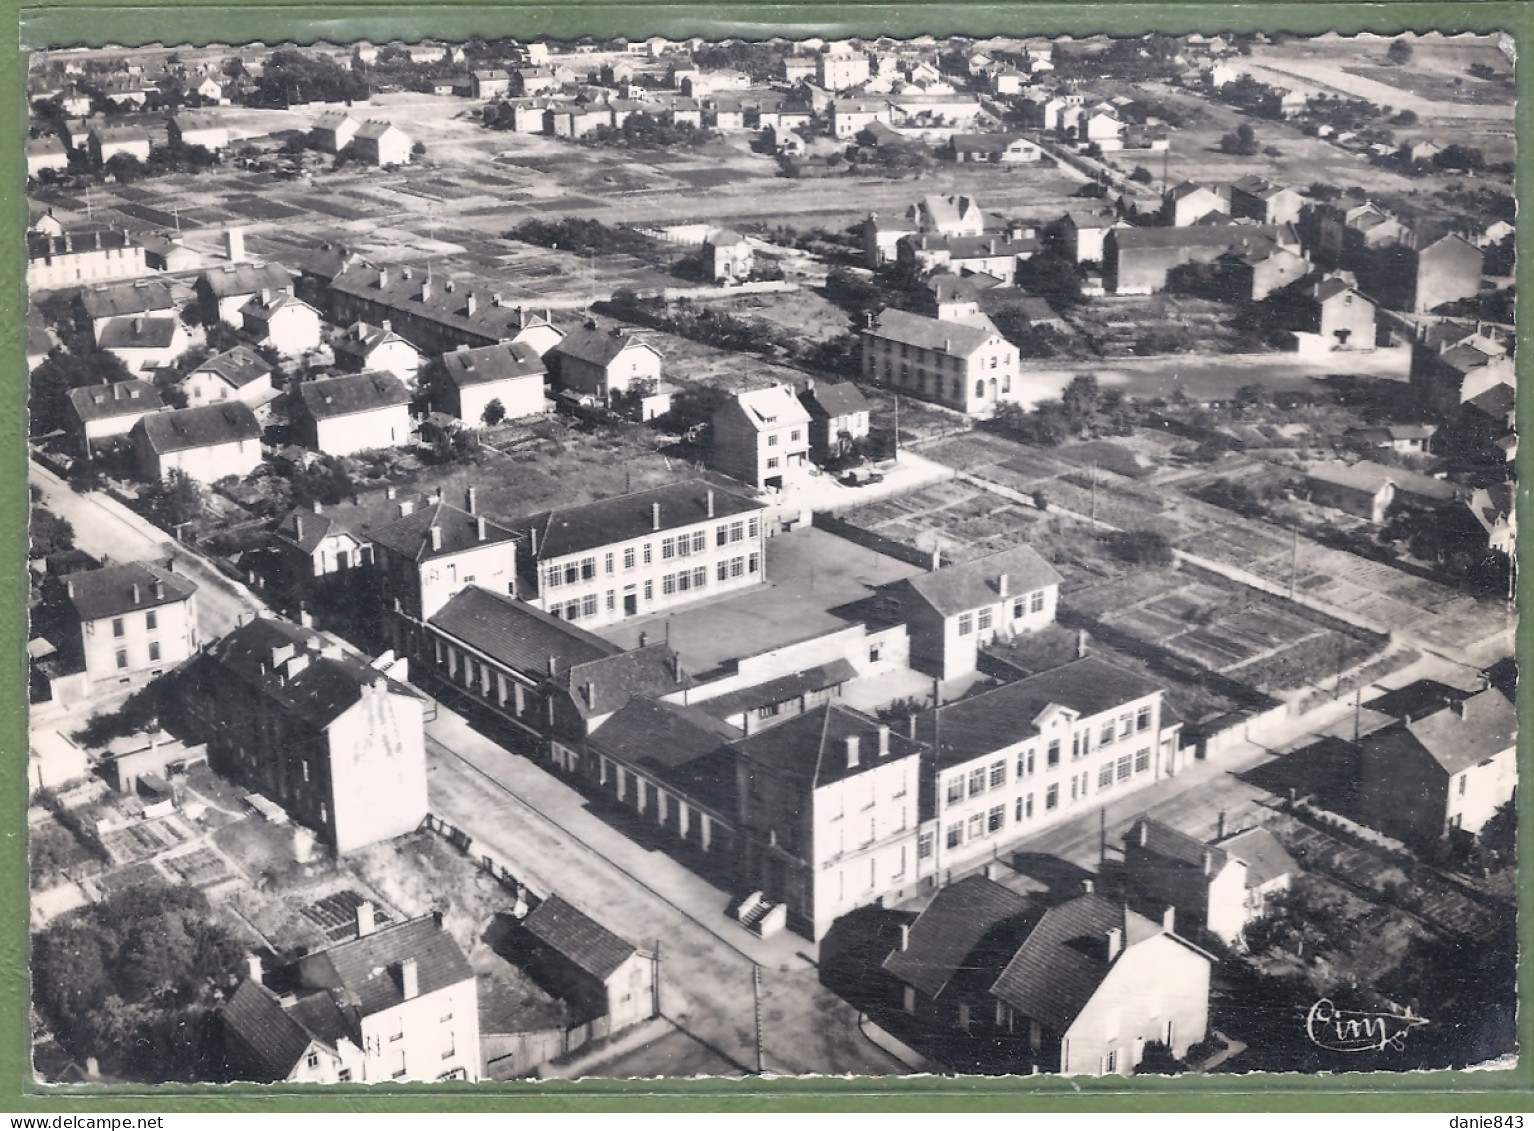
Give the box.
[30,458,264,641]
[423,707,906,1078]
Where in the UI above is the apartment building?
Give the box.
[64,560,199,685]
[710,385,812,492]
[861,308,1021,416]
[131,402,263,485]
[508,480,768,631]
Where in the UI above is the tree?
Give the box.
[30,349,136,436]
[1061,374,1102,431]
[141,469,204,530]
[481,398,506,427]
[1219,122,1259,156]
[1386,38,1414,65]
[1129,165,1154,184]
[1108,529,1176,567]
[30,506,75,558]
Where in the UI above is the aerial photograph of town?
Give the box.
[21,25,1518,1087]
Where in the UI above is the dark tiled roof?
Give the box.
[354,119,406,142]
[67,380,162,422]
[200,262,295,298]
[1125,816,1229,875]
[296,914,474,1018]
[190,345,273,390]
[66,560,197,622]
[521,895,637,981]
[427,585,618,678]
[1464,383,1515,420]
[333,322,417,364]
[1384,687,1517,776]
[864,308,1000,357]
[734,703,923,790]
[882,875,1037,999]
[274,489,431,555]
[989,894,1164,1032]
[242,292,320,325]
[294,371,410,421]
[698,660,856,721]
[220,979,315,1082]
[553,644,693,719]
[895,544,1060,618]
[799,381,870,421]
[369,501,518,563]
[552,326,660,369]
[914,658,1164,771]
[98,316,179,350]
[589,696,739,770]
[1110,223,1279,252]
[78,278,174,320]
[441,341,547,389]
[511,480,764,564]
[330,264,532,344]
[136,402,261,453]
[1215,827,1297,889]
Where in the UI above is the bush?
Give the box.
[1386,38,1414,65]
[1219,123,1260,156]
[1107,529,1176,567]
[1129,165,1154,184]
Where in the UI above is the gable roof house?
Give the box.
[1411,233,1484,314]
[221,910,480,1083]
[332,321,424,385]
[1104,223,1290,295]
[798,379,873,464]
[437,341,548,425]
[66,379,163,459]
[711,384,813,492]
[61,560,199,685]
[197,261,296,326]
[328,263,538,355]
[241,291,323,358]
[180,344,279,413]
[311,110,360,153]
[1163,181,1225,228]
[1228,175,1302,227]
[291,371,412,458]
[97,315,189,373]
[77,277,176,343]
[517,896,656,1032]
[548,325,663,403]
[131,401,263,484]
[860,308,1022,416]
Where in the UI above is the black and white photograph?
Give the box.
[21,23,1518,1088]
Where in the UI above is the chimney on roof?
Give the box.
[465,486,477,514]
[66,578,75,599]
[898,923,910,952]
[132,316,143,334]
[652,502,662,531]
[929,546,941,571]
[998,572,1009,597]
[400,957,419,1000]
[671,653,683,684]
[64,232,73,252]
[152,578,164,600]
[878,723,890,757]
[1082,878,1094,895]
[246,954,263,982]
[1077,629,1088,659]
[477,516,487,542]
[845,734,861,768]
[1162,905,1176,933]
[444,279,455,294]
[113,382,124,401]
[1453,698,1468,720]
[548,654,559,675]
[493,293,504,308]
[420,280,432,302]
[429,525,443,552]
[260,287,271,305]
[386,485,398,500]
[529,527,539,557]
[1216,811,1227,840]
[466,292,478,316]
[402,267,413,281]
[378,268,389,288]
[294,516,304,541]
[312,498,323,515]
[943,337,950,353]
[131,582,141,605]
[706,489,715,518]
[1105,925,1123,962]
[1202,849,1215,876]
[581,681,593,707]
[225,227,244,264]
[356,900,376,937]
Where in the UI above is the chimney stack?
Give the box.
[998,572,1009,597]
[1202,849,1214,876]
[477,516,487,542]
[1139,821,1149,847]
[429,525,443,552]
[386,485,398,500]
[878,723,890,757]
[382,319,392,334]
[466,292,478,316]
[132,582,141,605]
[1162,905,1176,933]
[548,654,559,675]
[1216,811,1227,840]
[246,954,264,982]
[898,923,911,952]
[225,226,245,263]
[400,957,419,1000]
[356,900,376,937]
[984,860,998,880]
[845,734,860,768]
[465,486,478,514]
[671,653,683,684]
[652,502,662,531]
[1082,878,1094,895]
[1453,698,1469,720]
[152,579,164,600]
[707,489,715,518]
[378,267,389,288]
[312,498,323,515]
[1077,629,1088,659]
[1105,925,1123,961]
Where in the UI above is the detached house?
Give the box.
[1288,277,1376,351]
[438,341,547,425]
[97,315,188,373]
[1228,175,1302,227]
[63,560,198,685]
[333,321,423,385]
[886,544,1061,679]
[291,371,412,457]
[221,909,480,1084]
[549,325,663,403]
[861,308,1021,416]
[241,292,323,357]
[352,120,413,166]
[179,615,429,853]
[1411,234,1484,314]
[181,345,279,412]
[66,379,163,459]
[1163,181,1225,228]
[78,277,175,344]
[798,379,872,464]
[197,261,296,325]
[132,402,263,484]
[517,896,656,1033]
[1358,688,1517,845]
[311,110,360,153]
[711,384,813,492]
[168,112,229,152]
[703,229,753,283]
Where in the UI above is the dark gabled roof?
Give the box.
[220,979,316,1082]
[202,615,418,730]
[1215,827,1298,889]
[882,876,1037,1000]
[98,316,179,351]
[989,894,1168,1032]
[895,544,1061,618]
[914,658,1165,771]
[199,262,294,298]
[67,380,162,422]
[1125,816,1229,875]
[1110,222,1280,252]
[552,643,693,719]
[1463,382,1515,421]
[189,345,273,390]
[66,560,197,622]
[441,341,547,389]
[295,914,474,1018]
[354,119,407,142]
[78,278,174,320]
[951,132,1033,153]
[294,371,410,422]
[799,381,871,421]
[136,402,261,453]
[1392,687,1517,776]
[551,325,661,369]
[589,696,739,770]
[330,263,532,344]
[427,585,618,679]
[733,703,923,790]
[369,500,517,563]
[510,480,764,564]
[1167,180,1218,201]
[521,895,637,981]
[274,489,431,555]
[312,110,357,130]
[864,308,1000,357]
[242,291,320,324]
[698,660,857,722]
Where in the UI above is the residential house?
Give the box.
[221,909,480,1084]
[352,120,413,166]
[897,232,1036,285]
[1286,277,1377,351]
[548,325,663,404]
[1219,240,1309,302]
[703,229,753,283]
[861,308,1022,416]
[168,112,229,152]
[311,110,360,153]
[332,321,423,385]
[1104,223,1291,295]
[65,380,163,459]
[1458,484,1517,557]
[61,560,198,685]
[132,401,263,484]
[1357,688,1517,844]
[180,345,278,413]
[78,277,175,344]
[517,896,656,1032]
[1306,459,1458,522]
[798,379,873,464]
[1122,817,1297,947]
[735,704,926,940]
[885,545,1061,680]
[507,480,768,630]
[1228,175,1303,226]
[817,48,871,91]
[512,67,560,97]
[89,123,151,164]
[329,264,538,354]
[1410,322,1515,417]
[179,615,428,852]
[271,487,429,612]
[831,98,892,139]
[1412,234,1484,313]
[193,76,227,104]
[97,315,188,373]
[437,340,548,425]
[140,233,200,273]
[547,103,612,139]
[291,371,412,457]
[711,384,813,492]
[26,136,69,178]
[910,658,1183,881]
[242,291,323,357]
[197,261,296,325]
[1163,182,1225,228]
[1344,424,1437,455]
[471,69,511,98]
[949,133,1042,164]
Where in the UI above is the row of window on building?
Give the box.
[543,518,761,589]
[957,591,1044,635]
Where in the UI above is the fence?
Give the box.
[655,280,799,301]
[483,1016,615,1080]
[811,511,948,571]
[419,812,550,904]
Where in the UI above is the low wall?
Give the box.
[812,511,948,571]
[655,280,799,301]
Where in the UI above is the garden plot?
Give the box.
[159,846,233,888]
[100,815,193,865]
[303,889,396,942]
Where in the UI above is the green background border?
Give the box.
[6,0,1531,1112]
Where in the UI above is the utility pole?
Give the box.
[1289,525,1298,600]
[1353,685,1363,744]
[1099,805,1107,866]
[1090,462,1098,526]
[752,963,765,1074]
[651,940,662,1019]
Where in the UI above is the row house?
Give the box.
[861,308,1021,416]
[178,615,428,853]
[507,480,769,630]
[1104,223,1293,295]
[1410,322,1515,417]
[885,545,1062,680]
[65,379,162,459]
[63,560,199,685]
[884,877,1212,1075]
[221,909,479,1084]
[329,263,537,354]
[910,658,1183,886]
[272,487,431,614]
[710,384,812,492]
[290,371,412,458]
[131,401,263,485]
